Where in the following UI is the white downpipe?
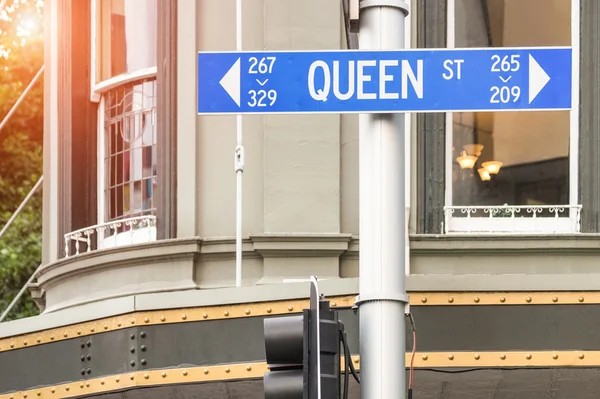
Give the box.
[234,0,244,288]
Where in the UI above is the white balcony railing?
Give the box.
[64,215,157,257]
[443,205,582,234]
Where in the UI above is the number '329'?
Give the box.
[248,89,277,107]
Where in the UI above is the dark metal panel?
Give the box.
[75,380,264,399]
[6,305,600,393]
[138,317,268,369]
[410,305,600,351]
[345,305,600,352]
[416,0,447,234]
[85,327,139,379]
[0,339,83,393]
[72,368,600,399]
[579,0,600,232]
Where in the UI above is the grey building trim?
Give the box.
[43,0,98,261]
[156,0,178,240]
[57,0,72,259]
[415,0,446,234]
[43,0,68,263]
[19,233,600,325]
[175,0,198,238]
[8,269,600,340]
[579,0,600,233]
[69,0,98,247]
[341,0,359,49]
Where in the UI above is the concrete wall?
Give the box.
[195,0,345,238]
[180,0,358,284]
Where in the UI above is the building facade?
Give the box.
[1,0,600,397]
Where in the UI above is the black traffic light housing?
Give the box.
[263,313,309,398]
[310,299,340,399]
[263,278,340,399]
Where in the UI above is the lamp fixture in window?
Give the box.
[477,167,491,181]
[463,143,484,157]
[456,143,503,181]
[481,160,503,175]
[456,151,478,169]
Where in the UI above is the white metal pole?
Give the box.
[234,0,244,287]
[0,175,43,240]
[0,65,45,135]
[356,1,410,399]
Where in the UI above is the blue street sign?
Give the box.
[197,47,572,115]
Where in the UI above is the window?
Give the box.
[92,0,157,89]
[93,0,158,249]
[98,79,157,248]
[444,0,580,234]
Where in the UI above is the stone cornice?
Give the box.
[250,233,353,257]
[36,238,202,286]
[26,234,600,319]
[410,234,600,254]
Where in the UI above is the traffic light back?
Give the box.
[263,301,340,399]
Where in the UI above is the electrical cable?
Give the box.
[340,330,360,384]
[343,334,349,399]
[338,329,350,399]
[337,328,360,399]
[408,313,417,399]
[419,366,560,374]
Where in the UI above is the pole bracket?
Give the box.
[353,293,411,315]
[235,145,245,172]
[359,0,410,15]
[354,293,410,306]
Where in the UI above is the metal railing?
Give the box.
[63,215,157,257]
[443,204,582,234]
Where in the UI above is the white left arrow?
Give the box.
[219,57,241,107]
[528,54,550,104]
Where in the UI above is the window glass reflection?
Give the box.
[97,0,157,82]
[452,0,571,216]
[104,79,157,225]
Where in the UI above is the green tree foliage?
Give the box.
[0,0,44,321]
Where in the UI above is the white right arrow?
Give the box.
[528,54,550,104]
[219,57,241,107]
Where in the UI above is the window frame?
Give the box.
[90,0,159,248]
[89,0,158,103]
[443,0,581,235]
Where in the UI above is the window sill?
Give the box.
[409,233,600,274]
[99,227,157,250]
[443,205,582,234]
[90,66,157,102]
[64,215,157,257]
